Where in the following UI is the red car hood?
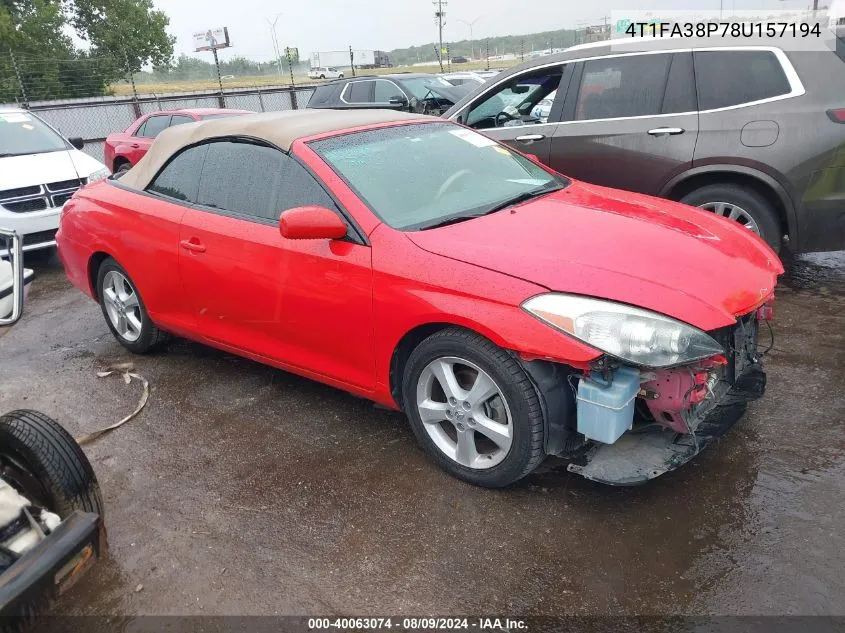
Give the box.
[407,181,783,331]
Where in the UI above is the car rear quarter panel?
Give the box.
[694,55,845,251]
[368,226,602,407]
[59,181,189,327]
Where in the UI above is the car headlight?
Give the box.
[86,167,110,184]
[521,293,724,368]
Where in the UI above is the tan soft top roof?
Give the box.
[120,108,430,190]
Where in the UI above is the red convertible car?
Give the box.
[58,110,783,487]
[103,107,253,174]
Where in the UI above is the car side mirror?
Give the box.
[68,137,84,150]
[279,206,348,240]
[0,229,24,326]
[388,95,409,108]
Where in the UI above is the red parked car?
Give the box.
[103,108,253,174]
[58,110,783,488]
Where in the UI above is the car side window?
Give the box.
[136,115,171,138]
[465,65,565,129]
[345,81,374,103]
[196,140,339,223]
[661,52,696,114]
[374,80,402,103]
[169,115,194,127]
[574,53,671,120]
[146,144,209,202]
[694,50,792,110]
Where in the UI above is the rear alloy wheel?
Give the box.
[402,328,545,487]
[680,184,781,252]
[96,258,168,353]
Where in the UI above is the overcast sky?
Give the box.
[154,0,817,61]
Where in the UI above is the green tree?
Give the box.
[0,0,173,102]
[69,0,174,74]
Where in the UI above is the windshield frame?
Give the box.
[306,120,569,232]
[0,110,70,158]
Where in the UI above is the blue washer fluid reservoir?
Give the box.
[576,366,641,444]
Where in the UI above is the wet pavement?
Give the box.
[1,250,844,618]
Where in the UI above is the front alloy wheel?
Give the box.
[402,327,546,487]
[416,357,513,469]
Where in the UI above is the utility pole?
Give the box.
[485,39,489,70]
[434,0,447,72]
[266,14,284,82]
[349,46,355,77]
[520,38,525,62]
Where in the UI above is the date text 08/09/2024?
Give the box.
[307,618,527,630]
[624,21,823,38]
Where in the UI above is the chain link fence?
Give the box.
[6,85,314,164]
[1,51,316,164]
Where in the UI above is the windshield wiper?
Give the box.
[480,182,564,216]
[419,183,564,231]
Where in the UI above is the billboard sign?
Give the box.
[194,27,231,52]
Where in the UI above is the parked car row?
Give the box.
[303,38,845,254]
[444,37,845,254]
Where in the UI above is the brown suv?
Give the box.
[445,37,845,253]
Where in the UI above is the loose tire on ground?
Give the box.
[0,410,103,519]
[401,327,546,488]
[96,257,168,354]
[680,183,782,252]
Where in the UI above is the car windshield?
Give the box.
[309,122,568,231]
[0,111,67,157]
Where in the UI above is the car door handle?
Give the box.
[130,143,140,148]
[647,127,685,136]
[179,239,206,253]
[515,134,546,143]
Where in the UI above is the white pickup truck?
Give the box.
[307,67,344,80]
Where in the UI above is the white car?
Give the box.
[438,72,487,88]
[0,108,109,254]
[308,67,344,80]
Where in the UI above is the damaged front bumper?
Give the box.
[567,362,766,485]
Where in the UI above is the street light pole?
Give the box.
[459,17,481,60]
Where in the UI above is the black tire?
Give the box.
[680,184,782,252]
[401,327,545,488]
[96,257,168,354]
[0,410,103,519]
[338,74,344,78]
[319,74,325,79]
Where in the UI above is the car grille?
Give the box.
[22,229,58,246]
[4,198,48,213]
[0,179,83,214]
